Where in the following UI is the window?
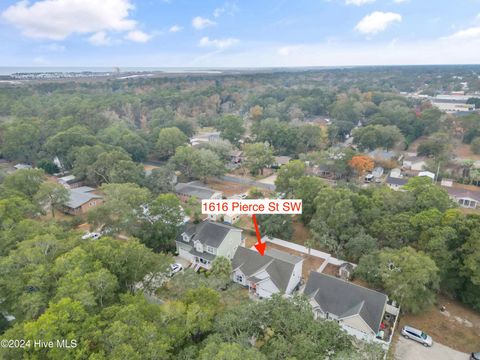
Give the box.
[235,274,243,283]
[206,246,216,254]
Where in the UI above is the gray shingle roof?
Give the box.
[386,176,408,186]
[175,182,219,200]
[232,246,302,293]
[304,272,387,334]
[177,221,240,248]
[65,187,102,209]
[444,186,480,202]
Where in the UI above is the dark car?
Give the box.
[471,352,480,360]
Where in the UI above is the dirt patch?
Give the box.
[205,178,252,196]
[264,241,324,279]
[291,220,311,246]
[454,143,480,161]
[143,164,160,171]
[397,295,480,353]
[322,263,340,277]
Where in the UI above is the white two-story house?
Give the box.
[176,220,243,270]
[231,246,303,298]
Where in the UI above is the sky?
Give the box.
[0,0,480,67]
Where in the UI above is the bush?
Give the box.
[471,137,480,155]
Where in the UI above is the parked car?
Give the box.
[169,263,183,276]
[471,352,480,360]
[401,325,433,347]
[81,232,102,240]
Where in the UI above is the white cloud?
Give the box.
[1,0,137,40]
[355,11,402,34]
[125,30,152,43]
[278,46,300,56]
[192,16,216,30]
[199,36,238,49]
[446,26,480,40]
[345,0,376,5]
[88,31,112,46]
[169,25,182,33]
[393,0,409,3]
[213,2,239,18]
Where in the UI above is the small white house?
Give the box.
[176,221,243,270]
[231,246,303,299]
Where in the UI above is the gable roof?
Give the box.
[386,176,408,186]
[66,187,102,209]
[232,246,302,293]
[178,220,241,248]
[174,181,220,200]
[443,186,480,202]
[304,272,387,334]
[274,156,292,165]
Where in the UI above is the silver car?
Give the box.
[401,325,433,347]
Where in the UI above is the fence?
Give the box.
[263,236,356,270]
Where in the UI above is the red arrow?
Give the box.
[252,214,266,256]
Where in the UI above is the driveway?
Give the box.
[395,336,469,360]
[174,256,191,269]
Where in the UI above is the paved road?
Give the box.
[395,336,469,360]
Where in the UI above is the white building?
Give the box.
[231,245,303,299]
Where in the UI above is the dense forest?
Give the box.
[1,66,480,358]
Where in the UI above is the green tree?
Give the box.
[34,182,69,218]
[210,256,233,280]
[44,126,97,168]
[257,214,293,240]
[192,149,226,182]
[244,143,274,176]
[292,176,326,224]
[404,177,454,212]
[1,120,42,164]
[157,127,188,159]
[217,115,245,145]
[471,137,480,155]
[37,159,60,175]
[88,183,151,235]
[86,150,144,186]
[137,193,183,252]
[170,146,197,178]
[357,247,440,314]
[2,168,45,199]
[345,232,378,263]
[275,160,306,194]
[144,167,176,195]
[199,340,266,360]
[0,196,36,231]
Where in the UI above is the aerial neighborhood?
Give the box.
[1,65,480,359]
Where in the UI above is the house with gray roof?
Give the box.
[304,271,399,346]
[63,186,103,215]
[175,181,222,201]
[176,220,243,270]
[441,181,480,209]
[231,246,303,298]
